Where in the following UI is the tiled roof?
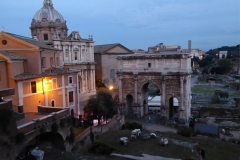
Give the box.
[0,50,26,61]
[14,72,41,80]
[6,32,60,51]
[94,43,120,54]
[14,67,78,80]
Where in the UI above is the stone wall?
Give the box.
[71,115,125,151]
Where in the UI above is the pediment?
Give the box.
[106,46,131,54]
[0,33,38,50]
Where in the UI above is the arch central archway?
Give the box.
[141,82,161,115]
[117,53,192,121]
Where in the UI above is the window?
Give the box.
[148,63,151,68]
[75,52,78,60]
[50,57,53,66]
[69,76,73,84]
[41,57,46,68]
[2,40,7,45]
[31,81,37,93]
[51,100,55,107]
[110,69,115,79]
[44,34,48,41]
[69,91,74,104]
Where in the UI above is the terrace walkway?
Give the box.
[16,112,50,127]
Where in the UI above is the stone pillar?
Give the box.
[180,76,184,108]
[117,72,123,103]
[180,76,185,120]
[91,70,94,91]
[85,70,88,92]
[133,74,138,103]
[161,75,166,117]
[68,46,71,63]
[82,70,86,93]
[93,69,96,90]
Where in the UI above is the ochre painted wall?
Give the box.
[0,62,8,89]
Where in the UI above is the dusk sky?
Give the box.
[1,0,239,51]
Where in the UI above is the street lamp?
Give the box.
[109,85,114,90]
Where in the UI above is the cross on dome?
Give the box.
[44,0,53,7]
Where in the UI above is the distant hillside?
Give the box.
[206,44,239,56]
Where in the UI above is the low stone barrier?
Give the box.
[73,115,125,149]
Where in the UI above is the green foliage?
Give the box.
[148,83,160,97]
[60,119,65,128]
[69,127,73,133]
[202,68,209,74]
[0,109,13,133]
[122,121,142,130]
[96,80,106,88]
[84,91,117,125]
[90,131,94,143]
[177,126,193,137]
[88,141,117,155]
[69,133,74,144]
[51,123,58,133]
[198,56,213,67]
[211,90,229,103]
[15,133,25,144]
[66,117,72,126]
[217,59,232,73]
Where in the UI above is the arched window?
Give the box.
[51,100,55,107]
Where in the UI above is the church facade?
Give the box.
[30,0,96,116]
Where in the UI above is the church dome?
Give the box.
[33,0,65,23]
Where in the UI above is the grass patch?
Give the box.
[73,128,86,138]
[192,85,223,95]
[92,130,240,160]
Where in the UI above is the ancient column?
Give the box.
[91,70,94,91]
[161,76,166,107]
[133,74,138,103]
[117,72,123,103]
[161,75,166,116]
[85,70,88,92]
[180,76,184,119]
[93,70,96,90]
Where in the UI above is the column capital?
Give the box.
[133,74,138,82]
[116,71,123,77]
[180,76,184,82]
[162,75,167,82]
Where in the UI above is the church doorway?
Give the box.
[169,97,179,119]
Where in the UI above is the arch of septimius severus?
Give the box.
[117,53,192,122]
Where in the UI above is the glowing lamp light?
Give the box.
[49,80,52,83]
[109,86,114,90]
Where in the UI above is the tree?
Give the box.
[218,59,232,73]
[84,91,117,125]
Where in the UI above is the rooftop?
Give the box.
[0,50,26,61]
[6,32,60,51]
